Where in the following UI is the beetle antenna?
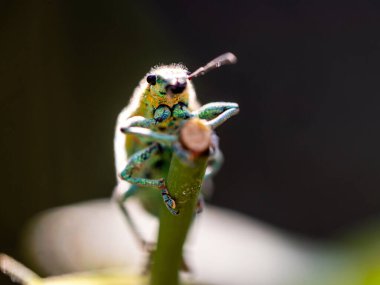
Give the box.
[188,52,237,80]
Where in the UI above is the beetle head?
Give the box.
[146,65,189,98]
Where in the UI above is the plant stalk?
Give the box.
[150,119,211,285]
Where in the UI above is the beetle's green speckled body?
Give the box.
[113,53,239,246]
[114,65,200,215]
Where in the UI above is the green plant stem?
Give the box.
[150,122,210,285]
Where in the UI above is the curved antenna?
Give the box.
[188,52,237,80]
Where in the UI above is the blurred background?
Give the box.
[1,0,380,283]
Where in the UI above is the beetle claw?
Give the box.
[161,188,179,215]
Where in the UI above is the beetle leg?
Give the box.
[193,102,239,129]
[120,143,179,215]
[112,184,149,248]
[120,143,164,187]
[122,105,172,129]
[161,187,179,215]
[121,126,177,145]
[153,105,172,122]
[205,145,224,180]
[196,145,224,214]
[172,102,193,120]
[123,116,156,128]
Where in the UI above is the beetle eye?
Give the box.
[146,74,157,85]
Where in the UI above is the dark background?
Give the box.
[1,0,380,267]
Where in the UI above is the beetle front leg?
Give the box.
[172,102,193,120]
[122,116,156,129]
[120,143,179,215]
[120,105,176,145]
[193,102,239,129]
[121,126,177,145]
[122,105,172,129]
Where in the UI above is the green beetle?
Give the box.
[113,53,239,247]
